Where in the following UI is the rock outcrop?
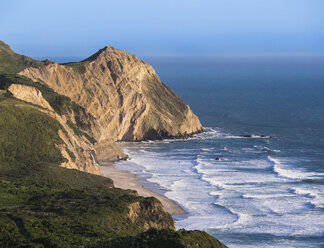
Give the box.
[3,42,203,172]
[0,41,227,248]
[8,84,53,111]
[19,46,203,145]
[127,200,175,231]
[8,83,101,175]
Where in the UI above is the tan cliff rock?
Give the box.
[19,46,203,145]
[1,41,228,247]
[8,83,101,175]
[8,84,54,111]
[94,139,127,162]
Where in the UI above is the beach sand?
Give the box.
[99,161,186,216]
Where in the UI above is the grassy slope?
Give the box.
[0,40,96,142]
[0,94,156,247]
[0,94,227,248]
[0,41,43,74]
[0,74,97,144]
[104,229,227,248]
[0,40,227,247]
[61,61,89,74]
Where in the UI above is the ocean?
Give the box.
[113,56,324,248]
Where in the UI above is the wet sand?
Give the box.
[99,161,187,216]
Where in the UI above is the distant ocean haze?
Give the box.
[114,55,324,248]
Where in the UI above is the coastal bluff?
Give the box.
[1,40,203,174]
[19,46,203,148]
[0,40,228,248]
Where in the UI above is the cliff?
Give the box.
[0,90,226,247]
[0,95,183,245]
[19,46,203,143]
[0,74,102,175]
[0,41,227,248]
[1,41,203,170]
[8,83,102,174]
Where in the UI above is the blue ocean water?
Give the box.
[115,56,324,248]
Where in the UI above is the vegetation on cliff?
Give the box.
[0,91,65,166]
[0,95,167,246]
[103,229,227,248]
[0,40,226,247]
[0,41,43,74]
[0,94,226,247]
[0,74,96,143]
[20,46,203,141]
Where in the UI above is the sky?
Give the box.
[1,0,324,58]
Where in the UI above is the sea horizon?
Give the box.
[30,53,324,247]
[111,56,324,248]
[2,1,324,247]
[34,54,324,64]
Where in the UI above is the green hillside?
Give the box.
[0,40,227,248]
[0,41,43,74]
[0,94,226,247]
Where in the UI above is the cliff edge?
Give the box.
[19,46,203,144]
[0,40,203,170]
[0,41,227,248]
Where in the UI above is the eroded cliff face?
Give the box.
[8,84,53,111]
[19,46,203,143]
[8,83,101,175]
[0,40,228,248]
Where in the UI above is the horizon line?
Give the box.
[33,53,324,64]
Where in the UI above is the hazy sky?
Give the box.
[1,0,324,57]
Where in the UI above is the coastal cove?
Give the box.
[109,56,324,248]
[0,41,227,247]
[2,1,323,247]
[1,39,323,247]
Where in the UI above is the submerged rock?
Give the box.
[240,134,252,138]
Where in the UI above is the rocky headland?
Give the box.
[20,46,203,157]
[0,40,227,247]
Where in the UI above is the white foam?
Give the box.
[268,156,324,180]
[215,208,253,229]
[209,191,220,196]
[116,139,324,243]
[310,198,324,209]
[253,145,280,153]
[201,148,214,152]
[289,187,317,198]
[242,193,292,199]
[251,135,271,138]
[194,127,224,140]
[175,214,237,230]
[201,175,228,189]
[289,186,324,209]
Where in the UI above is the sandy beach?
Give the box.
[99,161,186,216]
